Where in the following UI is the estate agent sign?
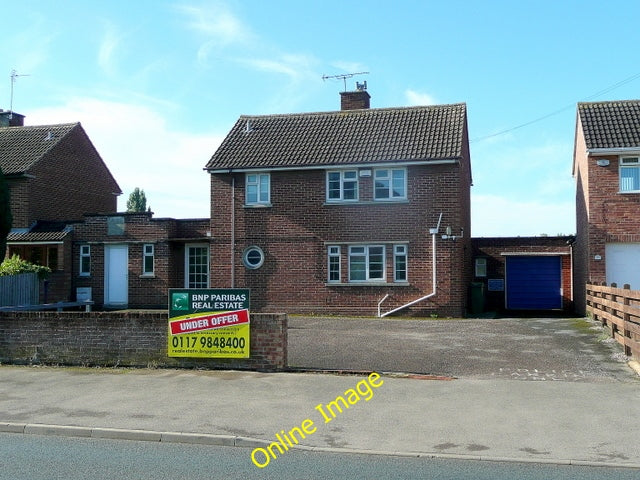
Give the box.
[168,289,250,358]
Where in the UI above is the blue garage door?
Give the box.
[506,256,562,310]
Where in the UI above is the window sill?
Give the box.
[324,200,409,206]
[618,190,640,194]
[244,203,272,208]
[140,274,155,278]
[326,282,410,287]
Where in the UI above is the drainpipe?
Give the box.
[230,175,235,288]
[379,213,442,317]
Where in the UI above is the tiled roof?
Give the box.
[206,103,467,170]
[7,221,72,242]
[0,123,79,175]
[578,100,640,150]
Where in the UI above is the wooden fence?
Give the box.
[586,283,640,360]
[0,273,39,307]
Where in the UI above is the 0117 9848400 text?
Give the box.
[250,372,384,468]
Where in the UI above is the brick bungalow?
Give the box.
[205,88,473,317]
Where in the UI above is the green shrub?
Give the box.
[0,254,51,279]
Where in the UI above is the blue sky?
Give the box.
[3,0,640,236]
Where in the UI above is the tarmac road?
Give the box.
[287,316,636,382]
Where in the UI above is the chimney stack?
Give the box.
[340,82,370,110]
[0,109,25,127]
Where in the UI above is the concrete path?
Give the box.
[1,365,639,468]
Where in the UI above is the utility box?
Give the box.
[470,282,485,314]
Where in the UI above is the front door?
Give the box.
[105,244,128,306]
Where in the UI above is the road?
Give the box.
[0,433,638,480]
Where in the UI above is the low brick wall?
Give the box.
[0,311,287,371]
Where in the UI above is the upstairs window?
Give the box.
[246,173,270,205]
[327,170,358,202]
[374,168,406,200]
[620,157,640,192]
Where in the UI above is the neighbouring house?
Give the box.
[205,88,472,317]
[1,111,121,303]
[573,100,640,314]
[471,236,574,314]
[72,212,210,309]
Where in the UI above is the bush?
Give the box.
[0,255,51,279]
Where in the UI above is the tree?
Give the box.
[0,166,12,262]
[126,187,147,212]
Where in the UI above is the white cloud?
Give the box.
[471,193,575,237]
[97,21,122,77]
[27,98,223,219]
[405,89,437,106]
[176,2,252,64]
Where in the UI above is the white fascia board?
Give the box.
[587,147,640,155]
[501,251,570,256]
[207,159,459,174]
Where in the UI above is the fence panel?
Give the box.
[0,273,39,307]
[586,283,640,360]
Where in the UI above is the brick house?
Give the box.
[1,112,121,302]
[205,89,472,317]
[72,212,210,309]
[472,236,574,313]
[573,100,640,314]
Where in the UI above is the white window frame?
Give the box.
[326,170,359,202]
[185,244,209,288]
[142,244,154,276]
[246,173,271,205]
[79,245,91,277]
[394,244,408,282]
[619,157,640,193]
[327,246,341,282]
[374,168,407,201]
[475,258,487,277]
[243,246,265,269]
[349,245,385,282]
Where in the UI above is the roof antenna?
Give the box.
[322,71,369,92]
[10,69,30,116]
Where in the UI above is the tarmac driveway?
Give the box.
[288,316,637,382]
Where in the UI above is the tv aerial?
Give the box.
[10,69,30,113]
[322,71,369,92]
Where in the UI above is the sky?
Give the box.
[3,0,640,237]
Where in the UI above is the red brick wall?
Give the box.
[5,177,29,228]
[210,162,472,317]
[0,311,287,371]
[25,125,119,224]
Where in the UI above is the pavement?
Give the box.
[1,316,640,469]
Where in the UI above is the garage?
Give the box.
[605,243,640,290]
[505,255,562,310]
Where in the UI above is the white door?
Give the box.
[605,243,640,289]
[105,244,128,306]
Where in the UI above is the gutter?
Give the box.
[206,159,459,174]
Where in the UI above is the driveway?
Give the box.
[287,316,637,382]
